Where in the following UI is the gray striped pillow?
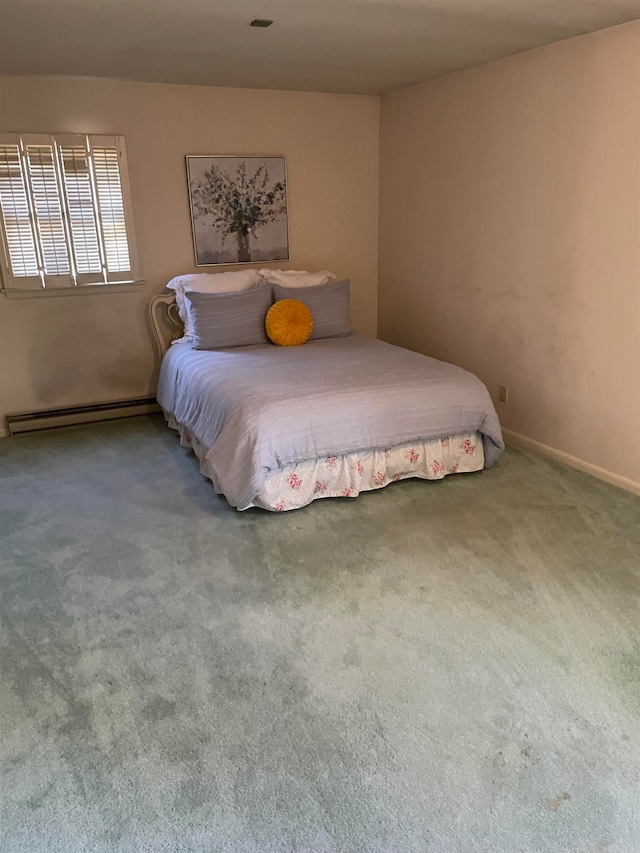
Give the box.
[184,285,273,349]
[273,279,351,340]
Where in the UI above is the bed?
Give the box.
[151,292,504,512]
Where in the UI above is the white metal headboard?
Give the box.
[149,292,183,355]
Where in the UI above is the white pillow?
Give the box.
[167,270,262,338]
[258,269,335,288]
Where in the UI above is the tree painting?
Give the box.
[187,157,289,265]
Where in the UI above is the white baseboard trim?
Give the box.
[503,429,640,497]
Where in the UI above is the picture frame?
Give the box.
[185,155,290,267]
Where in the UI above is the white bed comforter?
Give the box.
[156,335,504,509]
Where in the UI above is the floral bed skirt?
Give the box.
[166,414,485,511]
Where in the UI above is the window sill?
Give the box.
[2,281,146,299]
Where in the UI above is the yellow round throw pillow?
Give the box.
[265,299,313,347]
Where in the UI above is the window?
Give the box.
[0,134,140,292]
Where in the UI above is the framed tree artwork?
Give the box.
[186,155,290,266]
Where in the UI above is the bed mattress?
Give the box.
[156,335,503,511]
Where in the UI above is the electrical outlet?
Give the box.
[499,385,509,403]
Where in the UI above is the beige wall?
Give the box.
[379,21,640,489]
[0,77,379,428]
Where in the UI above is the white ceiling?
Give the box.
[1,0,639,95]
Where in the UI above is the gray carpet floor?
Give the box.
[1,414,639,853]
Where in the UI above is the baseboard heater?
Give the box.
[6,397,161,436]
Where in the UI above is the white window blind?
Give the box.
[59,142,102,280]
[25,141,72,286]
[0,133,140,291]
[91,140,132,280]
[0,144,40,286]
